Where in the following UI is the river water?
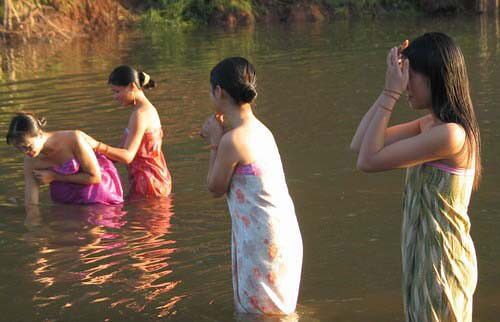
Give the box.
[0,14,498,321]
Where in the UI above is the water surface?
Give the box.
[0,15,499,321]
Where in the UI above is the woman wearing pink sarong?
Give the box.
[201,57,303,315]
[6,112,123,206]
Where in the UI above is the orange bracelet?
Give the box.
[384,88,402,96]
[383,91,400,101]
[379,104,393,112]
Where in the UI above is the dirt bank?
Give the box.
[1,0,497,40]
[1,0,133,41]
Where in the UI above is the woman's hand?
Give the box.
[32,169,57,185]
[201,115,224,146]
[385,47,409,95]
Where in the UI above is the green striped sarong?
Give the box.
[402,163,477,322]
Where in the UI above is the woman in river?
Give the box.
[7,112,123,205]
[84,66,172,199]
[351,33,481,322]
[201,57,303,315]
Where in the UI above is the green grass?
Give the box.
[324,0,418,12]
[140,0,254,28]
[140,0,421,28]
[0,0,4,23]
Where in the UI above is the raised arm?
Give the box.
[350,93,426,152]
[351,41,421,151]
[201,115,240,198]
[351,92,389,151]
[358,122,465,172]
[94,110,147,164]
[356,48,465,172]
[207,134,240,197]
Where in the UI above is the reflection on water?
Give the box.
[21,198,180,320]
[0,14,499,322]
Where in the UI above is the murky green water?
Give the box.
[0,14,499,321]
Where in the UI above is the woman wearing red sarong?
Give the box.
[85,65,172,199]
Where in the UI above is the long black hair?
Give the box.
[6,112,46,145]
[108,65,156,90]
[402,32,481,189]
[210,57,257,104]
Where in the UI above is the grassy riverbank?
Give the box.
[139,0,422,28]
[0,0,491,39]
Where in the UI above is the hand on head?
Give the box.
[385,45,410,96]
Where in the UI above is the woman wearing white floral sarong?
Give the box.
[200,57,303,316]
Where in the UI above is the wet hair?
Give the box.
[108,65,156,90]
[210,57,257,104]
[6,112,46,145]
[402,32,481,188]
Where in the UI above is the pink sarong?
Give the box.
[50,153,123,205]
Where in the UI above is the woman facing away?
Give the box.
[6,112,123,206]
[84,66,172,199]
[351,33,481,322]
[200,57,303,315]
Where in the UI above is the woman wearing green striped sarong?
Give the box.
[351,33,481,322]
